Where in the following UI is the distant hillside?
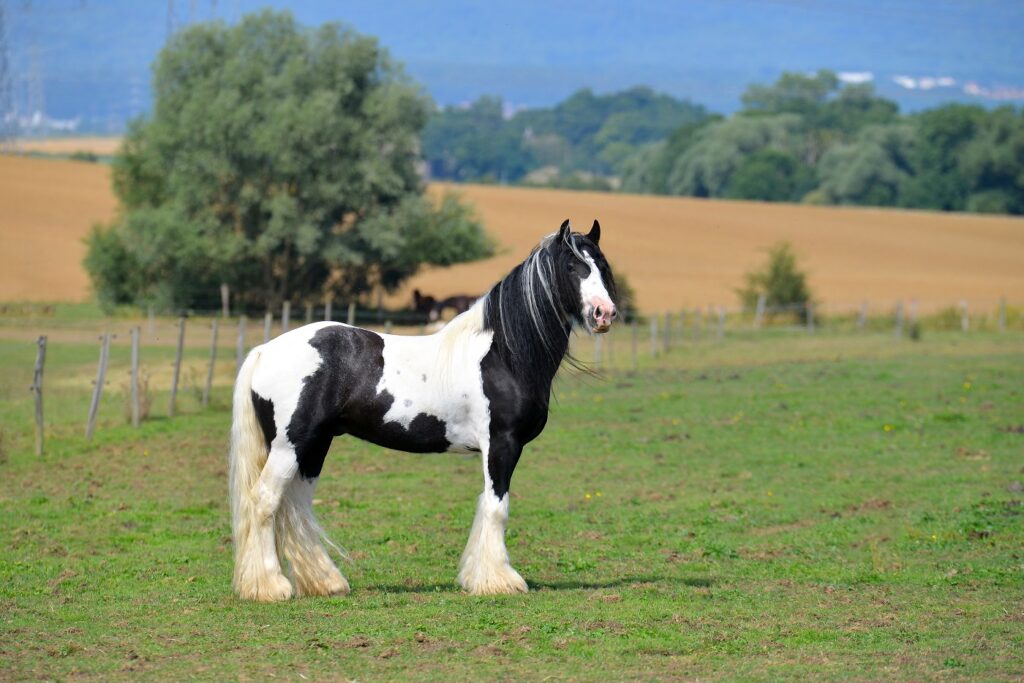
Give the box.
[4,1,1022,134]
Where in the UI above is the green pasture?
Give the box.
[0,324,1022,680]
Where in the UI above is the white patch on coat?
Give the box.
[375,300,493,452]
[250,321,338,452]
[578,253,612,311]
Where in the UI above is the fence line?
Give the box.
[130,327,140,428]
[168,317,185,418]
[86,333,111,440]
[9,297,1021,446]
[31,335,46,456]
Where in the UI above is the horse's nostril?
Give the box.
[610,309,618,319]
[594,306,603,320]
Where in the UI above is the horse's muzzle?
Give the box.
[589,299,617,333]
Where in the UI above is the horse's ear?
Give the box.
[558,219,571,241]
[587,219,601,245]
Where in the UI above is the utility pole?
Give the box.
[0,0,13,151]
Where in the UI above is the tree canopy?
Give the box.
[86,11,493,311]
[621,70,1024,214]
[421,87,710,184]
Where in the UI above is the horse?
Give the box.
[432,293,479,320]
[411,289,439,321]
[228,219,618,601]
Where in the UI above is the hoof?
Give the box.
[459,565,529,596]
[237,573,294,602]
[297,568,350,598]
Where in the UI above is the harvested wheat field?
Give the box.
[0,155,117,302]
[1,153,1022,311]
[14,136,123,156]
[422,183,1024,313]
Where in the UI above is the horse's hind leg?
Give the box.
[235,445,297,602]
[277,475,349,597]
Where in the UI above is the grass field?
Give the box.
[1,321,1022,680]
[2,152,1023,312]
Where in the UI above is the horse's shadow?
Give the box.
[369,575,713,594]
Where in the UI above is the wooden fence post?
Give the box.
[717,306,726,342]
[236,315,247,377]
[894,301,904,339]
[324,297,333,322]
[263,312,273,343]
[384,319,393,334]
[663,312,671,354]
[649,316,658,358]
[754,293,767,329]
[130,327,140,428]
[626,317,634,370]
[347,302,356,326]
[305,303,313,325]
[281,301,291,333]
[999,297,1007,332]
[86,333,111,440]
[203,318,218,408]
[168,317,185,418]
[220,283,230,318]
[30,335,47,455]
[959,300,969,332]
[858,301,868,330]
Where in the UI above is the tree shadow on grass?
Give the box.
[368,575,713,594]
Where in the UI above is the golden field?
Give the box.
[1,151,1022,312]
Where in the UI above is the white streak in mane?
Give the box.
[493,231,584,361]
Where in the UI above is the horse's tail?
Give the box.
[228,347,267,594]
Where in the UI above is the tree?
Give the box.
[665,114,804,197]
[85,11,493,311]
[815,123,915,207]
[737,242,814,322]
[724,149,815,202]
[421,97,533,182]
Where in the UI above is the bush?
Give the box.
[737,241,814,323]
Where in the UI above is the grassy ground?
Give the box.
[1,326,1022,680]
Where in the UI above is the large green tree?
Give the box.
[86,11,493,311]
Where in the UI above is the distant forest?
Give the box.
[421,70,1024,215]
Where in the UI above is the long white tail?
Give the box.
[228,348,268,594]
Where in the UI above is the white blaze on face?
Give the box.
[579,254,616,332]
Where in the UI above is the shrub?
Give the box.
[737,241,814,322]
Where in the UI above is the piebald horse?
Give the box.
[229,220,617,600]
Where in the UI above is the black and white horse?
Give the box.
[229,220,618,601]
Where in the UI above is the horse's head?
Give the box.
[551,219,618,334]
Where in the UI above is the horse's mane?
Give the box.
[480,231,588,386]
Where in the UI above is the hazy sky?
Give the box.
[5,1,1023,128]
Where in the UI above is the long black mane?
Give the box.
[481,229,600,388]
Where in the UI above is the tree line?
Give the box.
[425,70,1024,215]
[86,11,1022,314]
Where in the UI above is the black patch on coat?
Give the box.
[284,325,450,479]
[252,391,277,450]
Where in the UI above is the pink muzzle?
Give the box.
[590,297,617,333]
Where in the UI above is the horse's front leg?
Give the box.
[458,432,528,595]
